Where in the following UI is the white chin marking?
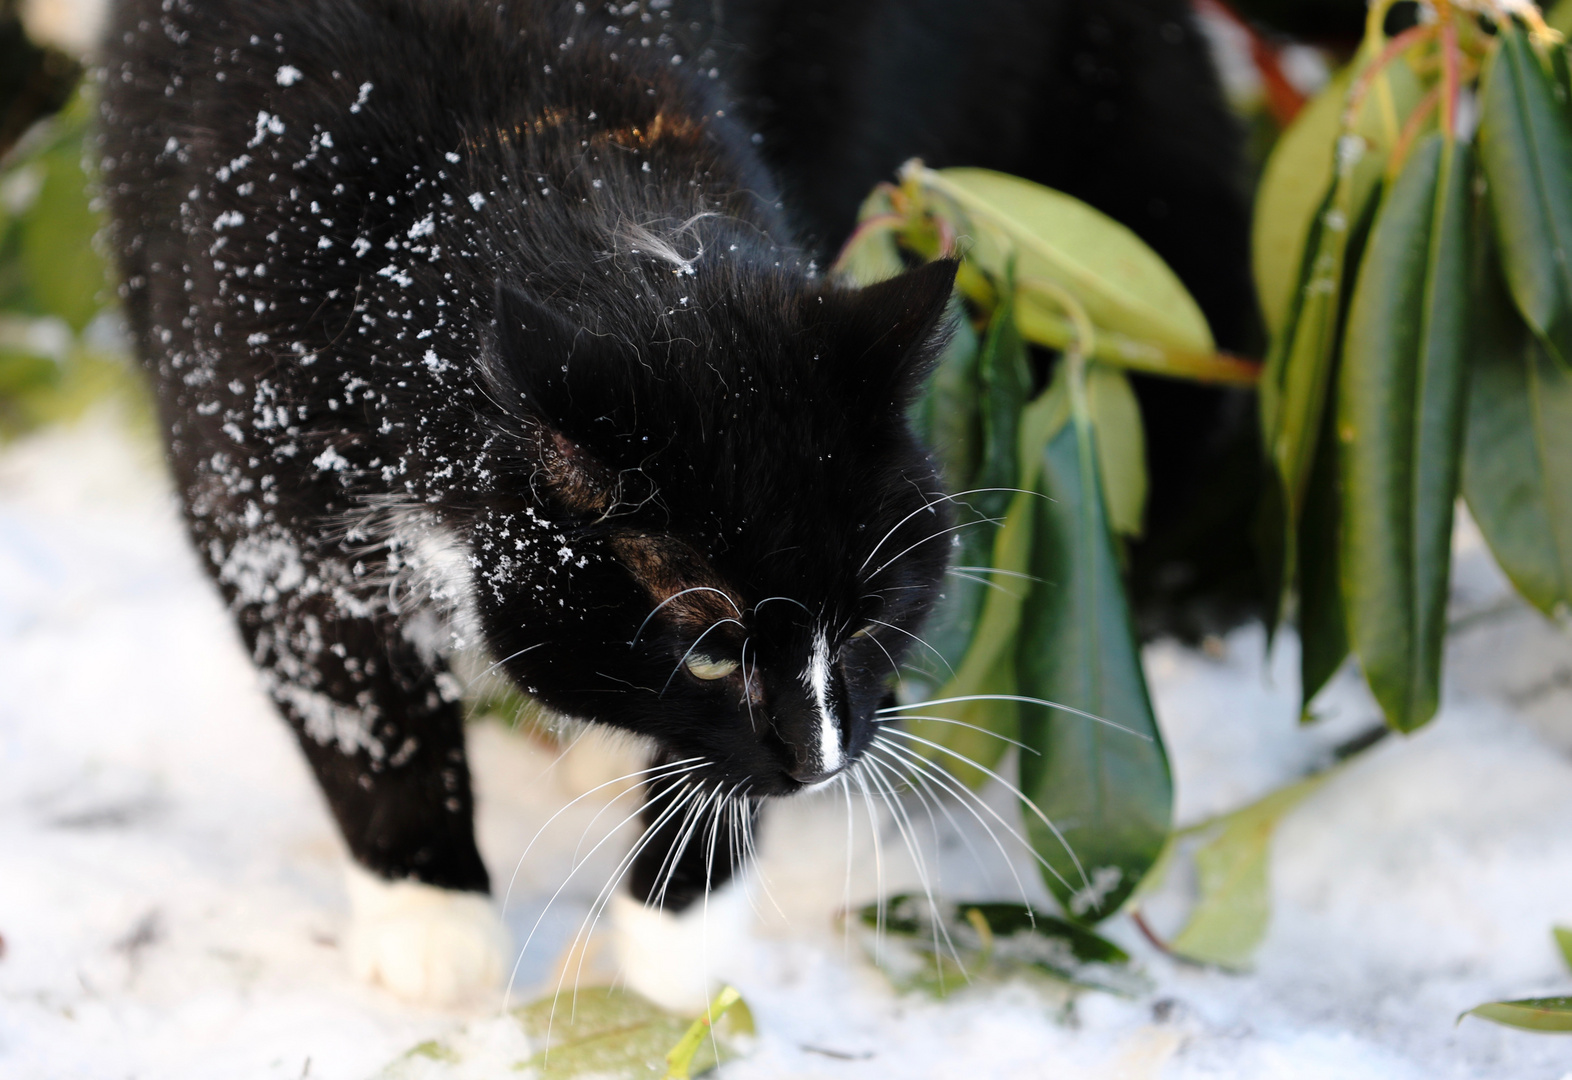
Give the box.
[610,885,750,1015]
[344,862,511,1008]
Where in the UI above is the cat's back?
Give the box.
[101,0,551,295]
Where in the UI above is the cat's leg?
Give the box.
[225,558,510,1006]
[611,765,757,1012]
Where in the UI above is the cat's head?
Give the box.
[474,258,958,796]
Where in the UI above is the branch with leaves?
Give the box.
[1257,0,1572,732]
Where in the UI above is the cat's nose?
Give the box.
[787,758,845,786]
[781,720,847,785]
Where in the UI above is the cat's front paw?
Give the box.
[610,885,749,1014]
[344,863,512,1007]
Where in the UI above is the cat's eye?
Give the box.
[685,654,740,680]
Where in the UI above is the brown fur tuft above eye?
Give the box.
[610,531,741,632]
[530,428,617,515]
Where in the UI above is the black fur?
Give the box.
[101,0,1265,913]
[101,0,957,906]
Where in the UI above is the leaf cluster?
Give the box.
[1257,0,1572,733]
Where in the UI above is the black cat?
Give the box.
[99,0,1253,1006]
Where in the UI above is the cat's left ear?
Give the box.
[816,258,959,406]
[490,282,622,513]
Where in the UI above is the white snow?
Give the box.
[3,410,1572,1079]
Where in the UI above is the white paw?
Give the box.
[344,862,512,1008]
[610,885,750,1014]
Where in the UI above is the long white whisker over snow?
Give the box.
[503,772,699,1008]
[877,729,1088,891]
[871,736,1058,903]
[500,756,705,916]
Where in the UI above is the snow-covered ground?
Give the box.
[3,408,1572,1080]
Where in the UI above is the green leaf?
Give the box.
[1462,239,1572,621]
[663,987,754,1080]
[1254,66,1354,338]
[516,987,751,1079]
[1168,770,1334,968]
[908,288,1025,692]
[1296,392,1347,717]
[901,376,1070,787]
[1259,157,1385,552]
[1012,282,1258,385]
[853,893,1143,998]
[1253,35,1422,342]
[832,185,907,287]
[16,109,105,332]
[1339,134,1473,733]
[1085,364,1147,539]
[1552,0,1572,38]
[911,165,1213,356]
[1257,38,1422,614]
[1016,418,1172,923]
[911,313,980,492]
[1479,23,1572,369]
[1556,926,1572,972]
[374,986,753,1079]
[1461,997,1572,1033]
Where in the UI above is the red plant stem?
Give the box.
[1389,83,1442,175]
[1130,908,1177,956]
[1440,20,1461,139]
[1343,22,1436,130]
[1193,0,1308,126]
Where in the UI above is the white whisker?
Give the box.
[943,569,1014,595]
[878,713,1039,754]
[470,641,547,687]
[661,618,747,695]
[866,618,955,679]
[542,779,705,1041]
[631,586,741,647]
[505,772,696,1009]
[859,754,966,981]
[856,487,1046,576]
[879,694,1149,740]
[865,517,1003,583]
[500,756,704,920]
[949,565,1045,582]
[870,738,1041,913]
[853,768,888,964]
[875,732,1085,892]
